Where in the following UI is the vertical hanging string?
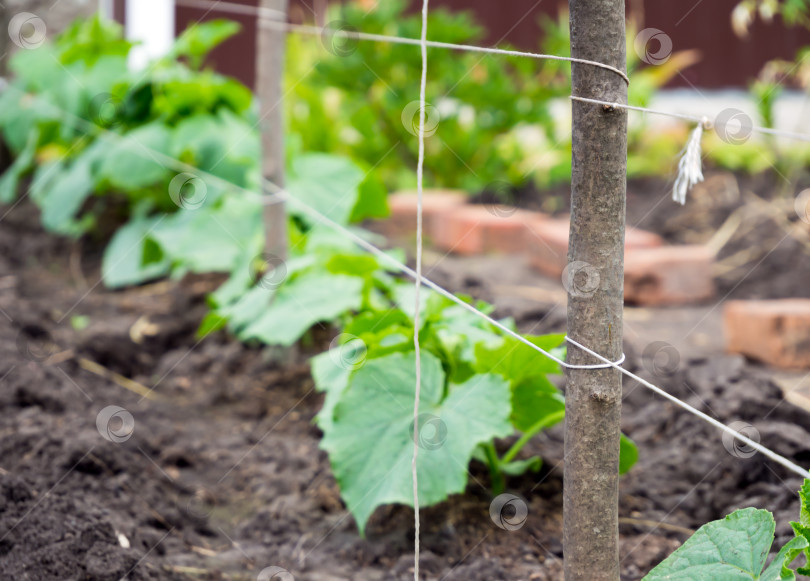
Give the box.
[672,117,708,205]
[411,0,430,579]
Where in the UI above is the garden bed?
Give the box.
[1,200,809,580]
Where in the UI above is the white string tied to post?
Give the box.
[672,117,708,205]
[4,77,805,493]
[411,0,430,578]
[264,183,810,482]
[6,11,810,557]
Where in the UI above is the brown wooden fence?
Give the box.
[169,0,810,90]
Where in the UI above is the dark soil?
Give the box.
[1,201,809,580]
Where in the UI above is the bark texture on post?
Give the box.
[0,6,10,173]
[257,0,289,260]
[564,1,627,580]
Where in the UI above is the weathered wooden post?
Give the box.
[0,5,10,173]
[257,0,289,260]
[564,0,627,579]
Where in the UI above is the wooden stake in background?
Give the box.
[564,0,627,579]
[257,0,289,260]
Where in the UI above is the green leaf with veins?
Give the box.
[510,374,565,433]
[33,142,105,235]
[286,153,369,226]
[791,480,810,575]
[321,350,512,535]
[474,333,565,381]
[325,254,382,277]
[311,349,354,432]
[170,111,258,187]
[219,285,275,333]
[343,309,411,338]
[240,272,364,346]
[643,507,808,580]
[102,215,171,288]
[150,196,263,274]
[349,171,389,222]
[96,122,172,190]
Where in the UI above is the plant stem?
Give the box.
[482,442,505,495]
[501,410,565,464]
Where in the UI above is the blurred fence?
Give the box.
[169,0,810,89]
[99,0,810,89]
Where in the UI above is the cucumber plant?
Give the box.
[310,283,637,534]
[0,13,637,538]
[644,480,810,580]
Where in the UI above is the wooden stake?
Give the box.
[257,0,289,260]
[0,5,10,173]
[564,0,627,579]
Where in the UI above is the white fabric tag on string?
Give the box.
[672,118,708,205]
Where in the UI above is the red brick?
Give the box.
[526,219,665,278]
[526,218,570,276]
[625,227,666,250]
[624,245,715,306]
[381,190,467,238]
[431,205,545,255]
[724,299,810,369]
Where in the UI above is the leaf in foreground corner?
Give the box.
[791,479,810,576]
[320,351,512,535]
[644,507,807,580]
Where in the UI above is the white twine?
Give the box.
[4,54,808,519]
[672,120,706,205]
[570,95,810,143]
[411,0,430,578]
[265,184,810,482]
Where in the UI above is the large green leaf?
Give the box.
[150,196,263,274]
[320,351,512,535]
[37,158,94,235]
[0,130,38,203]
[349,171,389,222]
[33,143,104,234]
[474,333,565,383]
[170,111,258,187]
[102,215,172,287]
[287,153,367,226]
[311,349,354,432]
[56,14,132,65]
[154,72,253,120]
[221,285,275,333]
[168,19,240,69]
[791,480,810,576]
[510,374,565,433]
[96,122,172,190]
[431,303,506,370]
[644,507,807,580]
[240,271,364,346]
